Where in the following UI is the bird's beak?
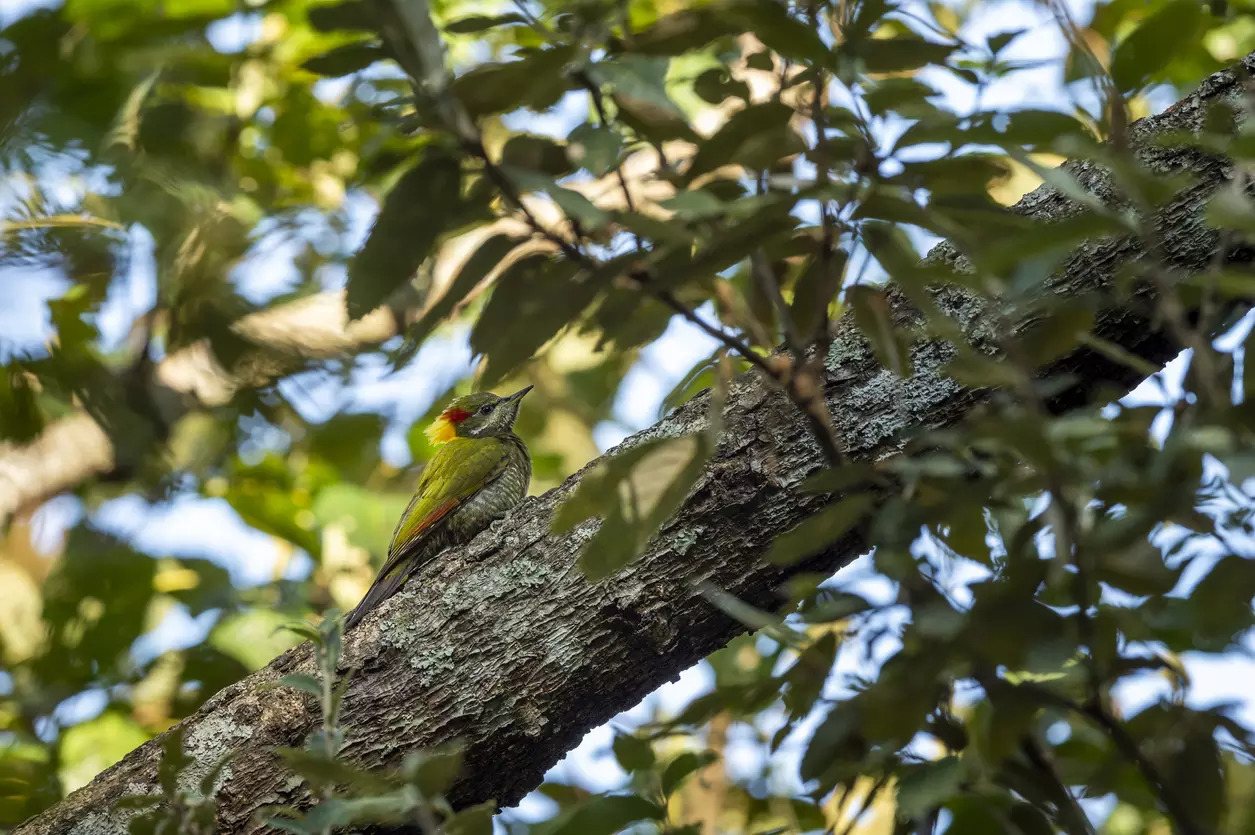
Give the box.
[504,384,533,403]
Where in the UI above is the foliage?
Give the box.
[1,0,1255,832]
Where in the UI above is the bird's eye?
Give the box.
[478,404,492,415]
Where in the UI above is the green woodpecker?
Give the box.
[344,385,533,629]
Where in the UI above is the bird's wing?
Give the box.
[387,438,509,560]
[343,440,508,628]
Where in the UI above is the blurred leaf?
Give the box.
[661,750,717,797]
[346,147,463,320]
[301,41,385,76]
[444,14,527,33]
[612,733,655,772]
[530,794,665,835]
[567,123,623,178]
[896,755,963,818]
[554,434,711,581]
[847,285,912,377]
[1110,0,1205,92]
[767,493,875,565]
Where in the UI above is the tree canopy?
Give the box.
[3,0,1255,833]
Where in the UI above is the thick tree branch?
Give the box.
[15,52,1255,835]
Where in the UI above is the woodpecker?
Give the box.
[344,385,533,629]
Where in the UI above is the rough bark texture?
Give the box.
[15,54,1255,835]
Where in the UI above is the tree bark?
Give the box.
[15,53,1254,835]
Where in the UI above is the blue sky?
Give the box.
[3,0,1254,825]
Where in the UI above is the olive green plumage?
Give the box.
[344,385,533,629]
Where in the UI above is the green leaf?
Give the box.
[469,253,598,387]
[300,41,384,76]
[401,743,465,796]
[767,493,875,565]
[693,67,750,105]
[986,29,1026,56]
[554,434,711,581]
[444,13,527,33]
[661,750,717,797]
[273,673,323,698]
[1110,0,1205,92]
[847,285,912,377]
[445,802,497,835]
[896,756,964,818]
[687,101,804,180]
[452,47,577,118]
[502,166,611,231]
[308,0,375,32]
[1016,303,1094,365]
[586,55,683,118]
[274,748,390,793]
[612,733,655,772]
[567,123,623,178]
[789,248,847,342]
[501,134,573,177]
[396,233,524,367]
[783,632,838,718]
[531,794,666,835]
[346,147,462,319]
[848,37,956,74]
[721,0,829,65]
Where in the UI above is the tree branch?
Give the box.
[15,47,1255,835]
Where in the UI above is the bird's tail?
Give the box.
[343,564,412,630]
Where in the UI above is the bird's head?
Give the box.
[424,385,533,444]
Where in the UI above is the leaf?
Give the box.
[767,493,876,565]
[531,794,666,835]
[452,47,577,118]
[987,29,1026,56]
[501,134,573,177]
[783,632,838,718]
[554,434,711,581]
[586,55,683,118]
[1015,304,1094,365]
[661,750,718,797]
[445,801,497,835]
[273,673,323,698]
[346,147,462,319]
[308,0,375,32]
[1110,0,1204,92]
[612,734,655,772]
[896,756,964,818]
[397,233,523,366]
[687,101,804,180]
[274,748,390,793]
[401,743,465,796]
[567,123,623,178]
[789,248,847,342]
[502,166,610,231]
[847,285,912,377]
[721,0,829,65]
[469,253,599,387]
[301,41,385,76]
[847,37,956,74]
[444,13,527,33]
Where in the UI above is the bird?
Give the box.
[343,385,533,630]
